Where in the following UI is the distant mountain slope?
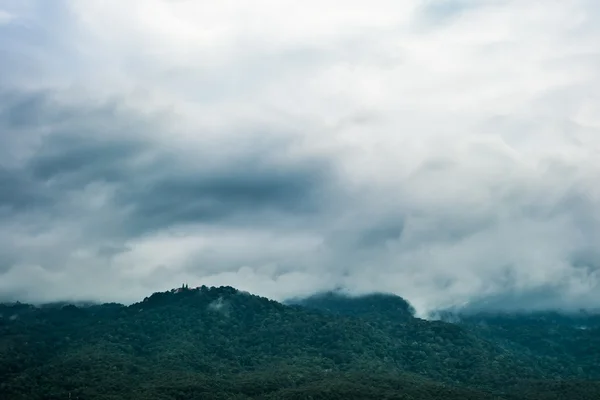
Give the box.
[288,291,415,321]
[304,292,600,381]
[1,286,599,399]
[445,311,600,378]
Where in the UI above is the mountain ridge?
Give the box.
[2,285,600,399]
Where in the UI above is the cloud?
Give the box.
[0,10,15,25]
[1,0,600,315]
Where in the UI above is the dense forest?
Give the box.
[1,285,599,399]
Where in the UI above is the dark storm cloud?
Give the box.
[0,86,340,304]
[29,135,142,184]
[2,86,600,314]
[356,221,405,248]
[0,167,53,212]
[1,89,335,235]
[457,283,600,314]
[0,252,16,274]
[570,248,600,272]
[0,90,130,131]
[2,0,600,314]
[0,90,53,128]
[117,159,328,234]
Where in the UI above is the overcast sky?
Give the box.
[1,0,600,315]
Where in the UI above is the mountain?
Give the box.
[1,286,599,399]
[287,291,416,321]
[445,310,600,378]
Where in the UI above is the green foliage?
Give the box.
[289,291,416,321]
[451,311,600,378]
[0,286,599,399]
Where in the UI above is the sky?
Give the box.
[1,0,600,315]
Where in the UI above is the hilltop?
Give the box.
[1,286,599,399]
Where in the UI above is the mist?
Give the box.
[1,0,600,315]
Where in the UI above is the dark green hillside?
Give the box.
[1,286,599,399]
[449,311,600,378]
[289,291,416,321]
[293,292,600,381]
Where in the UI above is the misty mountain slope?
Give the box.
[288,291,416,321]
[291,291,600,384]
[0,286,599,399]
[445,311,600,377]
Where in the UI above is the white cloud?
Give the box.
[1,0,600,314]
[0,10,15,25]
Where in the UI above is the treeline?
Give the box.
[1,286,599,399]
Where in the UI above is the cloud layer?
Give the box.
[1,0,600,315]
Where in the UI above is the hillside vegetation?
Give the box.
[1,286,599,399]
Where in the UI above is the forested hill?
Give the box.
[1,286,600,399]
